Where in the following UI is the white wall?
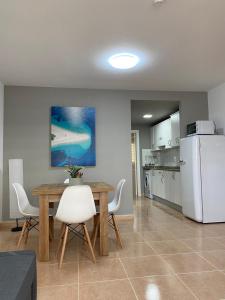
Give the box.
[208,82,225,135]
[0,82,4,221]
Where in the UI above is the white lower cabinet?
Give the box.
[174,172,182,205]
[152,170,165,199]
[151,170,181,206]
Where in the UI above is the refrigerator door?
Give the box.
[180,136,203,222]
[200,135,225,223]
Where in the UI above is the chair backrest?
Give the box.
[12,183,30,216]
[112,179,126,212]
[64,178,69,184]
[56,185,96,224]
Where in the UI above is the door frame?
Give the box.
[131,130,141,197]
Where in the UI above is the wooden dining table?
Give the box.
[32,182,114,262]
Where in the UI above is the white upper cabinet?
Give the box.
[170,111,180,147]
[150,111,180,150]
[150,126,155,150]
[155,123,163,147]
[162,118,172,148]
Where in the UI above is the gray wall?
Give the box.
[208,82,225,135]
[131,124,150,194]
[2,87,208,220]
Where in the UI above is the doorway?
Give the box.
[131,100,180,205]
[131,130,141,198]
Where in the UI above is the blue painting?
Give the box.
[51,106,96,167]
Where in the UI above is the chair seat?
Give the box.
[108,200,117,214]
[95,201,116,215]
[22,205,54,217]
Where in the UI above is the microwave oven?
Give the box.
[187,121,215,136]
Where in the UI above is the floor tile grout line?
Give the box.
[158,250,209,256]
[177,237,225,249]
[118,257,139,300]
[142,240,158,255]
[195,252,218,270]
[174,273,199,300]
[172,239,199,252]
[64,268,225,286]
[158,252,220,275]
[78,278,137,285]
[38,283,78,289]
[157,252,177,276]
[174,269,222,275]
[38,270,219,290]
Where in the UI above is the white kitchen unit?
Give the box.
[151,169,156,195]
[171,171,182,205]
[154,123,162,147]
[151,170,181,206]
[151,119,171,149]
[162,119,172,148]
[150,112,180,150]
[150,126,155,150]
[153,170,165,199]
[170,111,180,147]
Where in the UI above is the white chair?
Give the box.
[12,183,53,248]
[55,185,96,268]
[92,179,126,248]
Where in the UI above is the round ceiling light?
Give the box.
[143,114,153,119]
[153,0,165,4]
[108,53,140,69]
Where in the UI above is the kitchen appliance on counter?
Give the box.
[187,120,215,136]
[144,170,153,199]
[180,135,225,223]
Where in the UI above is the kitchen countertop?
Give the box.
[143,165,180,172]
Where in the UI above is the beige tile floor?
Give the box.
[2,197,225,299]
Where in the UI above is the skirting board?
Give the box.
[153,196,182,212]
[0,214,134,229]
[114,214,134,221]
[0,220,22,230]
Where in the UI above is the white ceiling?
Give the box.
[0,0,225,91]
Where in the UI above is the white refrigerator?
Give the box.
[180,135,225,223]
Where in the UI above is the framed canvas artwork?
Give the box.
[51,106,96,167]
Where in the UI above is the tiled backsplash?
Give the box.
[154,147,180,166]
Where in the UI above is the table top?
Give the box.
[32,182,114,196]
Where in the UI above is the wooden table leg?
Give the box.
[39,195,49,261]
[49,202,54,239]
[99,192,108,256]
